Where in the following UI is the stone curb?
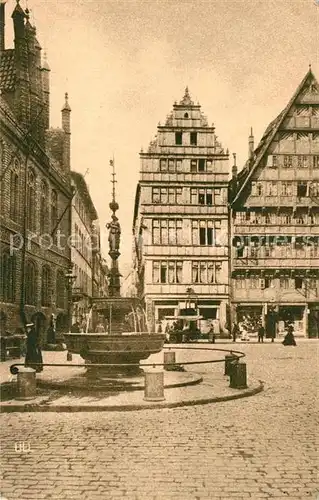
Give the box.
[36,372,203,392]
[0,381,264,413]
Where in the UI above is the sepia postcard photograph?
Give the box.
[0,0,318,499]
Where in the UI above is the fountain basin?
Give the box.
[63,332,166,376]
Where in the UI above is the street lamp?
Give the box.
[65,265,77,333]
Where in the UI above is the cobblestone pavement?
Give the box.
[0,341,318,500]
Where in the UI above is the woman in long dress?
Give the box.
[25,323,43,372]
[282,325,297,346]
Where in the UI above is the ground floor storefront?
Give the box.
[145,296,230,337]
[234,302,319,338]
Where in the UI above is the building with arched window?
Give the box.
[0,2,73,343]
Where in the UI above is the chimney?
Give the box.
[12,1,31,130]
[0,1,6,53]
[62,93,71,169]
[248,127,254,160]
[232,153,237,179]
[41,52,50,131]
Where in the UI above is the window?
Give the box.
[176,159,183,172]
[198,159,205,172]
[281,182,293,196]
[152,219,182,245]
[283,155,293,168]
[191,261,220,284]
[160,159,167,171]
[1,252,16,302]
[152,261,183,284]
[191,160,197,173]
[192,220,221,246]
[313,156,319,169]
[56,270,66,309]
[297,182,307,197]
[280,277,290,289]
[168,159,175,172]
[175,132,183,145]
[27,169,36,231]
[51,190,58,236]
[190,159,212,173]
[191,188,213,205]
[152,188,183,204]
[190,132,197,145]
[25,260,37,305]
[267,182,278,196]
[184,113,189,118]
[40,181,48,233]
[251,182,263,196]
[152,188,160,203]
[10,161,20,221]
[295,277,303,289]
[41,266,51,306]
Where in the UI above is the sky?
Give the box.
[3,0,319,273]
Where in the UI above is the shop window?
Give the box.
[295,278,303,289]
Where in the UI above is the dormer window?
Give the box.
[175,132,183,145]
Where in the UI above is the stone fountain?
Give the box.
[63,159,165,377]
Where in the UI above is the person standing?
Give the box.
[282,324,297,346]
[232,323,240,342]
[25,323,43,373]
[258,324,265,343]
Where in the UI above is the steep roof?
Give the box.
[0,50,16,92]
[232,68,318,205]
[71,171,98,221]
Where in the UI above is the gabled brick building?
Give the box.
[230,68,319,338]
[0,1,73,343]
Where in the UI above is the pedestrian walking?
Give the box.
[258,324,265,343]
[232,323,240,342]
[282,324,297,346]
[24,323,43,373]
[208,322,216,343]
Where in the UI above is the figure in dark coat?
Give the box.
[282,325,297,346]
[258,325,265,343]
[232,323,240,343]
[24,323,43,372]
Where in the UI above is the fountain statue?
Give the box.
[63,159,165,377]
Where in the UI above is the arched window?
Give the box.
[56,269,66,309]
[1,252,16,303]
[40,180,49,233]
[10,159,20,221]
[25,260,37,305]
[51,190,58,239]
[27,169,36,231]
[41,265,51,306]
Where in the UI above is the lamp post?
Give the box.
[65,265,76,333]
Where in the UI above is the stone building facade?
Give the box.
[70,172,108,330]
[0,2,73,342]
[230,68,319,338]
[133,88,230,333]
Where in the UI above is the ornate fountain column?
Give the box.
[106,159,121,298]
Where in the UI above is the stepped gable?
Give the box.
[233,68,318,204]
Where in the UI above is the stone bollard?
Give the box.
[144,370,165,402]
[163,351,176,371]
[229,361,247,389]
[224,353,235,376]
[17,367,36,400]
